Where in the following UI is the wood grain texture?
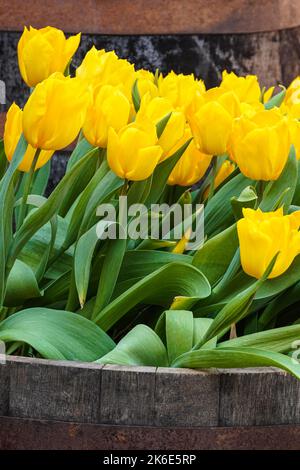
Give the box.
[155,367,219,426]
[8,356,103,423]
[0,0,300,35]
[100,365,156,426]
[0,416,300,450]
[218,367,300,426]
[0,357,300,427]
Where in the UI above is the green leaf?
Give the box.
[231,186,257,220]
[165,310,194,364]
[197,257,276,347]
[0,308,115,361]
[171,347,300,379]
[156,112,172,138]
[31,160,51,196]
[0,134,27,305]
[97,324,168,366]
[193,224,238,286]
[144,139,192,206]
[7,147,97,270]
[93,262,211,331]
[0,140,8,179]
[264,87,286,110]
[260,146,297,212]
[205,173,253,237]
[66,137,94,172]
[4,259,42,307]
[218,324,300,353]
[132,79,141,113]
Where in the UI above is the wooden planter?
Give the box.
[0,356,299,450]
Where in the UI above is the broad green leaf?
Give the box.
[218,324,300,353]
[97,324,168,366]
[4,259,42,307]
[8,148,97,270]
[0,308,115,361]
[231,185,257,220]
[66,137,94,172]
[259,280,300,329]
[156,112,172,138]
[171,347,300,379]
[205,173,253,237]
[31,160,51,196]
[193,224,238,286]
[0,134,27,304]
[92,235,126,318]
[94,262,211,331]
[260,146,297,212]
[0,140,8,179]
[165,310,194,364]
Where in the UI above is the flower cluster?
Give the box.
[2,26,300,376]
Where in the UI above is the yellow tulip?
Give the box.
[18,26,80,87]
[135,69,158,100]
[220,71,261,104]
[168,128,212,186]
[158,71,205,111]
[188,87,241,155]
[283,76,300,118]
[228,108,290,181]
[137,95,185,160]
[4,103,54,172]
[107,117,162,181]
[83,84,130,148]
[22,73,89,151]
[288,117,300,159]
[237,207,300,279]
[203,160,235,200]
[76,46,135,96]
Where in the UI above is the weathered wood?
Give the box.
[1,357,300,429]
[100,365,156,426]
[1,0,300,34]
[219,367,300,426]
[0,416,300,450]
[155,367,219,427]
[8,356,103,423]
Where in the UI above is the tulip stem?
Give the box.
[120,179,128,196]
[207,156,217,202]
[257,180,266,204]
[17,148,40,229]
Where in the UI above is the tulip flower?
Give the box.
[168,128,212,186]
[76,46,135,98]
[18,26,80,87]
[220,71,261,104]
[158,71,205,111]
[288,117,300,159]
[237,207,300,279]
[188,88,241,155]
[134,69,158,100]
[203,160,236,200]
[83,84,130,148]
[22,73,90,151]
[4,103,54,172]
[107,117,162,181]
[228,108,290,181]
[282,76,300,119]
[137,96,185,160]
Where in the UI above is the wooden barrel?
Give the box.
[0,356,299,450]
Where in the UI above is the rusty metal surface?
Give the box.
[0,416,299,450]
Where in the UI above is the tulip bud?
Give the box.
[135,69,158,100]
[158,71,205,111]
[22,73,89,151]
[283,76,300,119]
[237,207,300,279]
[228,108,290,181]
[4,103,54,172]
[220,71,261,104]
[76,46,135,96]
[137,96,185,161]
[188,88,241,156]
[18,26,80,87]
[107,117,162,181]
[83,84,130,148]
[168,128,212,186]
